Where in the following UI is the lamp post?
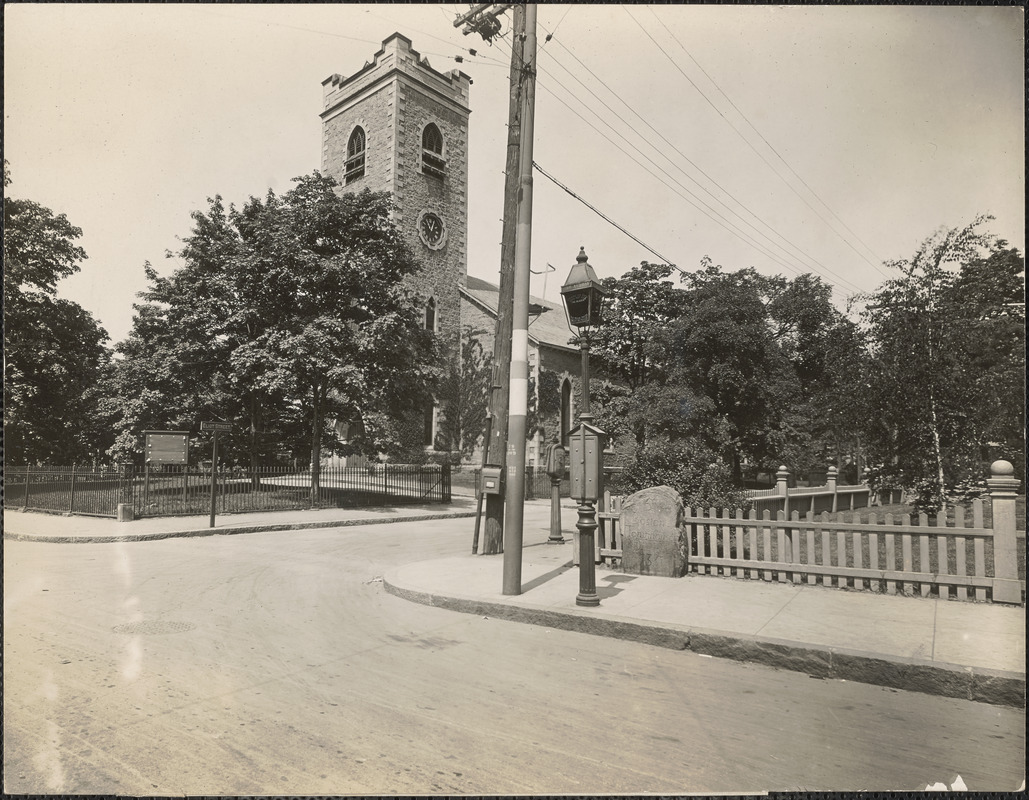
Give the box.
[561,247,608,607]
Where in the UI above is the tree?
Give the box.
[797,312,872,475]
[858,216,1021,509]
[666,261,804,483]
[589,262,687,448]
[591,262,687,392]
[4,161,113,464]
[105,195,282,467]
[109,173,443,500]
[947,244,1025,478]
[437,327,493,459]
[591,257,861,489]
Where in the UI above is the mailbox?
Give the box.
[544,443,566,480]
[481,466,504,496]
[568,421,607,502]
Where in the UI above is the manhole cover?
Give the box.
[112,620,196,636]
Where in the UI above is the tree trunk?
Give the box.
[731,449,742,485]
[927,386,946,512]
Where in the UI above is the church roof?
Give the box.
[460,275,578,353]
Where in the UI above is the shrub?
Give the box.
[612,437,749,511]
[908,477,946,517]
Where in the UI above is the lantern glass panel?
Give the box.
[565,291,592,326]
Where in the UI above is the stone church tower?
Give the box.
[320,33,471,365]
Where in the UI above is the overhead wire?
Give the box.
[495,35,857,302]
[539,5,573,51]
[538,27,865,295]
[205,4,865,302]
[532,161,681,270]
[194,5,509,70]
[631,5,890,279]
[644,6,888,273]
[543,30,862,291]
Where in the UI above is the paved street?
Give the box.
[4,512,1024,795]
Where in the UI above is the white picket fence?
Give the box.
[594,463,1024,605]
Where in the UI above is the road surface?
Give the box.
[4,512,1024,794]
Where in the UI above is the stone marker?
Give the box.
[620,485,687,577]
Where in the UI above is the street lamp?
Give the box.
[561,247,608,607]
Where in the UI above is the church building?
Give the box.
[320,33,582,466]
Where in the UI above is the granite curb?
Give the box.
[3,510,478,544]
[382,575,1026,709]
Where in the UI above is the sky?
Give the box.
[5,4,1024,345]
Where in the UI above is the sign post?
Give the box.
[201,422,232,527]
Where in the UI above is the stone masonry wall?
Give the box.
[393,82,467,355]
[322,35,471,357]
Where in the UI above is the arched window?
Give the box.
[560,378,573,447]
[424,297,437,332]
[345,127,366,184]
[421,123,446,178]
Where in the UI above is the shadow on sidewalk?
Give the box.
[521,561,574,592]
[597,573,637,600]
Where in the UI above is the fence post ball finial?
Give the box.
[990,460,1015,478]
[987,460,1020,500]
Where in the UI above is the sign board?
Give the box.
[201,421,233,433]
[144,431,189,464]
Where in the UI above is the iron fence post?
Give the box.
[69,465,77,514]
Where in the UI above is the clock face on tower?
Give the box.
[417,210,447,250]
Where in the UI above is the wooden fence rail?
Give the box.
[686,506,997,601]
[745,465,904,517]
[594,461,1024,605]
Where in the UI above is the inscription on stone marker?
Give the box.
[620,485,688,578]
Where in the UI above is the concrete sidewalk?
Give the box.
[2,497,477,543]
[383,533,1026,709]
[5,499,1024,708]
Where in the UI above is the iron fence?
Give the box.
[3,463,451,519]
[4,466,124,517]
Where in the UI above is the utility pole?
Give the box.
[456,3,525,556]
[501,3,537,595]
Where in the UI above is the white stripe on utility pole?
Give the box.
[511,329,528,360]
[509,377,528,416]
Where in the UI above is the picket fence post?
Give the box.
[987,460,1022,604]
[776,465,790,519]
[827,465,838,513]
